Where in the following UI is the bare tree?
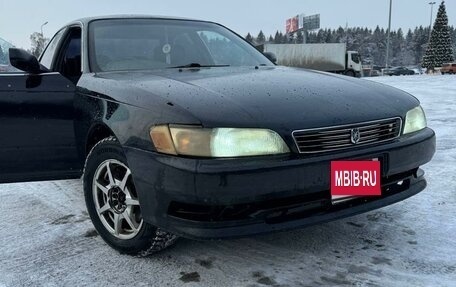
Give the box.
[30,32,49,58]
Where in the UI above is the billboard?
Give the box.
[286,16,299,34]
[286,14,320,34]
[299,14,321,31]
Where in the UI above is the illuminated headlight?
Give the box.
[403,106,427,134]
[150,125,290,157]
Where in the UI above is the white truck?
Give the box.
[262,43,362,77]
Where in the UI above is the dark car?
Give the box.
[384,66,416,76]
[0,16,435,255]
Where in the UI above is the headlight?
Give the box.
[150,125,290,157]
[403,106,427,134]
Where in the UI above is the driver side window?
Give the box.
[55,27,82,84]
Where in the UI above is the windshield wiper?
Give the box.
[168,63,230,69]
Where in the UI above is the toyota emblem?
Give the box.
[350,128,361,144]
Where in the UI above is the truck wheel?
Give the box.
[345,70,355,77]
[83,136,178,256]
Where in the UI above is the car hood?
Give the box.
[86,67,419,133]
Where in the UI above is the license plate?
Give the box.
[331,159,381,202]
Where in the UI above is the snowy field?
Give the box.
[0,75,455,287]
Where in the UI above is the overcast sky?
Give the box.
[1,0,455,48]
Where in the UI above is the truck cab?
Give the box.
[346,51,362,77]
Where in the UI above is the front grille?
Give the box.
[292,117,402,153]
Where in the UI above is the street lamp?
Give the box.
[40,21,48,36]
[428,2,436,41]
[385,0,393,69]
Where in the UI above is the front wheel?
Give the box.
[83,136,177,256]
[345,70,355,77]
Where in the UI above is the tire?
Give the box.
[345,70,355,77]
[83,136,177,256]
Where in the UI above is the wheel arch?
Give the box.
[85,123,116,155]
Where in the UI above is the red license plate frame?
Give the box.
[331,159,381,201]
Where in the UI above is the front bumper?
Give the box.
[124,128,435,240]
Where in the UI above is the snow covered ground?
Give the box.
[0,75,455,287]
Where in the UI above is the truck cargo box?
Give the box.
[263,43,347,71]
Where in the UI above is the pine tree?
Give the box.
[391,29,405,66]
[296,31,304,43]
[316,29,324,43]
[403,29,415,65]
[279,32,287,43]
[325,28,333,43]
[245,33,254,44]
[256,31,266,45]
[273,31,281,44]
[422,1,454,69]
[412,26,427,65]
[451,26,456,58]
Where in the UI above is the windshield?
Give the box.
[88,19,272,72]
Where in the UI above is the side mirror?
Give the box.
[263,52,277,65]
[9,48,43,74]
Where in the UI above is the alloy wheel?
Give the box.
[92,159,143,240]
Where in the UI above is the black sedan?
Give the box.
[0,16,435,255]
[384,66,416,76]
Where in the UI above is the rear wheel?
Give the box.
[83,136,177,256]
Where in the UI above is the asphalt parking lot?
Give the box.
[1,75,455,287]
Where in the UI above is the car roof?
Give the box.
[66,15,208,26]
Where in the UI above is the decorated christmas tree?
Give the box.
[422,1,454,69]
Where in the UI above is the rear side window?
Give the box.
[40,29,65,69]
